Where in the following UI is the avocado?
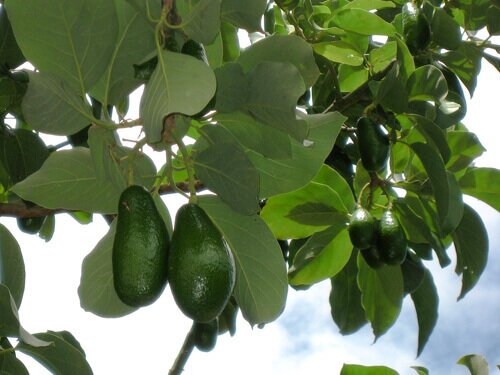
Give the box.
[348,208,377,250]
[112,185,169,307]
[360,246,384,269]
[356,117,390,172]
[377,210,408,265]
[192,319,218,352]
[402,2,431,54]
[181,40,208,64]
[17,216,46,234]
[168,203,236,323]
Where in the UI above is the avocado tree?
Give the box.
[0,0,499,374]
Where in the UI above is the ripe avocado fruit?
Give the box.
[192,319,219,352]
[348,208,377,250]
[356,117,390,173]
[402,2,431,54]
[360,246,384,269]
[168,203,236,323]
[17,216,46,234]
[377,210,408,265]
[112,185,169,307]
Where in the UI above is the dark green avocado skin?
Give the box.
[377,210,407,265]
[356,117,389,173]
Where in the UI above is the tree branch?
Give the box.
[169,325,195,375]
[0,181,206,218]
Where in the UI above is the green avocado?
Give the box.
[192,319,219,352]
[112,185,169,307]
[168,203,236,323]
[360,246,384,269]
[181,39,208,64]
[17,216,46,235]
[348,208,377,250]
[377,210,408,265]
[402,2,431,54]
[356,117,390,173]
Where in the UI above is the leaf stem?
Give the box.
[163,147,189,198]
[169,325,195,375]
[173,135,198,203]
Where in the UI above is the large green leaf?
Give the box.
[411,269,439,357]
[250,111,345,197]
[90,0,156,106]
[17,331,92,375]
[0,6,24,69]
[457,354,489,375]
[11,148,154,214]
[237,35,320,87]
[342,0,395,11]
[407,65,448,103]
[312,41,364,66]
[289,224,351,285]
[332,9,396,36]
[330,251,367,335]
[453,204,488,300]
[214,63,250,113]
[199,196,288,326]
[78,221,138,318]
[446,131,485,174]
[459,168,500,212]
[338,64,369,92]
[194,141,260,215]
[22,72,92,136]
[5,0,118,92]
[431,8,462,50]
[340,364,399,375]
[357,254,403,339]
[177,0,221,45]
[0,351,29,375]
[140,50,216,143]
[0,224,25,308]
[221,0,267,31]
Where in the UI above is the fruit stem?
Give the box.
[168,325,196,375]
[163,147,189,198]
[172,134,198,203]
[357,182,371,208]
[126,138,148,186]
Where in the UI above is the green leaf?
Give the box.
[407,65,448,102]
[199,195,288,326]
[177,0,221,45]
[368,41,397,74]
[237,35,320,88]
[0,224,25,308]
[38,214,56,242]
[90,0,156,106]
[0,6,24,69]
[459,168,500,211]
[453,204,488,300]
[140,50,216,144]
[410,367,429,375]
[340,363,399,375]
[431,8,462,50]
[250,112,345,197]
[357,254,403,339]
[22,71,92,136]
[411,143,463,235]
[330,251,367,335]
[411,269,439,356]
[435,91,467,129]
[194,141,260,215]
[0,127,49,186]
[457,354,489,375]
[214,63,249,113]
[0,351,29,375]
[446,131,485,173]
[341,0,395,11]
[261,165,353,239]
[371,63,408,113]
[78,221,138,318]
[245,61,307,141]
[338,65,369,92]
[11,148,146,214]
[332,9,396,36]
[312,42,364,66]
[487,5,500,35]
[221,0,267,31]
[17,331,93,375]
[289,224,352,285]
[401,254,425,295]
[5,0,118,92]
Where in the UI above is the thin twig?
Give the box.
[168,325,196,375]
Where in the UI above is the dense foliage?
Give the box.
[0,0,499,374]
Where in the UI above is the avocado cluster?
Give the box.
[112,186,236,352]
[348,207,408,267]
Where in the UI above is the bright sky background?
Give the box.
[1,31,499,375]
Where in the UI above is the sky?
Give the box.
[2,34,500,375]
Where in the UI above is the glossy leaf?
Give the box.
[411,367,429,375]
[368,41,397,74]
[140,50,216,143]
[332,9,396,36]
[0,6,24,69]
[313,42,364,66]
[0,224,25,308]
[330,251,367,335]
[340,364,399,375]
[342,0,395,11]
[194,141,260,215]
[431,8,462,50]
[459,168,500,212]
[407,65,448,102]
[338,65,369,92]
[289,224,351,285]
[17,331,93,375]
[453,204,488,300]
[457,354,489,375]
[177,0,221,45]
[199,195,288,326]
[446,131,485,173]
[221,0,267,31]
[371,63,408,113]
[78,221,138,318]
[411,269,439,356]
[357,254,403,339]
[5,0,118,91]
